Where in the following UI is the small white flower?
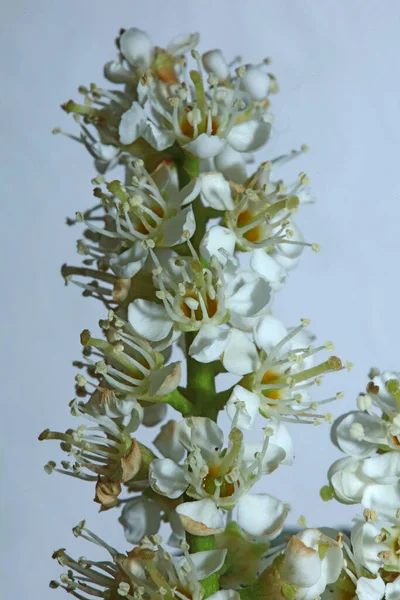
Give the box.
[117,52,272,160]
[148,416,288,511]
[280,529,343,600]
[78,311,181,399]
[78,161,200,280]
[226,315,342,425]
[202,153,313,264]
[128,227,273,343]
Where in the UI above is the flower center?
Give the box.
[180,290,219,321]
[179,113,219,139]
[201,465,236,498]
[237,209,262,242]
[261,369,281,400]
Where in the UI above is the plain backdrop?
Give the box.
[2,0,400,597]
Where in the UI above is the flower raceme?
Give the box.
[43,22,400,600]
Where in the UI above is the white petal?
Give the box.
[177,417,224,457]
[282,536,322,587]
[162,206,196,246]
[92,142,120,161]
[328,457,369,504]
[149,459,187,499]
[334,412,382,458]
[321,544,344,584]
[222,330,260,376]
[202,50,229,80]
[268,420,294,466]
[372,371,400,413]
[153,420,185,463]
[148,362,181,397]
[362,452,400,483]
[119,496,161,543]
[208,592,239,600]
[167,32,200,56]
[226,386,260,430]
[189,326,230,363]
[227,119,271,152]
[277,221,304,258]
[178,178,201,206]
[214,145,248,184]
[128,300,172,342]
[225,272,272,317]
[142,121,175,150]
[200,172,235,210]
[241,67,270,101]
[142,403,167,427]
[183,134,226,159]
[104,60,132,84]
[200,225,236,263]
[250,249,287,291]
[120,28,153,68]
[119,102,147,145]
[188,549,227,580]
[362,482,400,520]
[243,441,285,473]
[109,244,148,278]
[356,576,385,600]
[386,577,400,600]
[237,494,289,538]
[254,314,288,353]
[190,419,225,461]
[351,518,386,574]
[176,499,225,535]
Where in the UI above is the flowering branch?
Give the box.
[41,23,400,600]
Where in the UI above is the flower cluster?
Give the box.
[42,24,399,600]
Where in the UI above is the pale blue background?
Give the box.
[2,0,400,597]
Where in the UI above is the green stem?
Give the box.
[178,155,220,595]
[139,389,195,417]
[185,331,218,420]
[186,533,219,598]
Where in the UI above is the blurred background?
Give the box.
[2,0,400,597]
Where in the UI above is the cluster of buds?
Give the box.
[43,24,400,600]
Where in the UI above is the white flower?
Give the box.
[200,153,313,263]
[280,529,343,600]
[351,484,400,574]
[321,529,386,600]
[77,160,200,280]
[78,311,181,399]
[148,416,289,513]
[105,27,199,86]
[40,400,143,488]
[226,315,343,426]
[128,227,273,342]
[118,50,272,160]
